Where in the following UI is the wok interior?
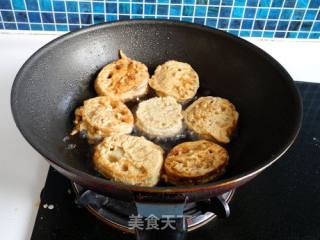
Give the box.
[13,22,300,187]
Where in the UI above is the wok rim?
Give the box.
[11,20,303,194]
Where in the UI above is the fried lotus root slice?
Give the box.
[149,60,199,103]
[71,96,134,141]
[164,140,229,185]
[95,51,149,102]
[93,135,164,187]
[135,96,183,138]
[184,96,239,144]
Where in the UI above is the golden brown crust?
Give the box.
[149,60,199,103]
[71,96,134,141]
[183,96,239,144]
[164,140,229,185]
[93,135,164,187]
[95,51,149,102]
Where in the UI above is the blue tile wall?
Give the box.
[0,0,319,39]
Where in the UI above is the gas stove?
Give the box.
[72,183,234,233]
[31,82,320,240]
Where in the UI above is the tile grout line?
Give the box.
[49,0,57,31]
[2,8,320,20]
[215,0,222,28]
[116,0,119,20]
[36,0,45,30]
[10,1,318,9]
[261,0,273,37]
[307,8,320,38]
[63,0,70,31]
[239,0,248,34]
[191,0,196,23]
[168,0,171,20]
[155,0,158,19]
[142,0,145,18]
[1,25,319,35]
[179,0,184,21]
[104,0,107,22]
[2,19,319,34]
[0,11,4,29]
[249,0,261,37]
[22,0,32,30]
[90,0,94,24]
[284,0,299,38]
[226,0,235,33]
[1,13,318,22]
[295,0,311,39]
[129,0,132,19]
[272,0,286,38]
[77,1,81,28]
[8,0,18,29]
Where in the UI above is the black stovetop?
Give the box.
[31,82,320,240]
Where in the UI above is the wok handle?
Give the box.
[134,201,187,240]
[197,195,231,218]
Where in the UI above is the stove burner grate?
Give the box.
[72,183,235,233]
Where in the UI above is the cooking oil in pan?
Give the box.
[61,86,221,179]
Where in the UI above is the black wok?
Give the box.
[11,20,302,239]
